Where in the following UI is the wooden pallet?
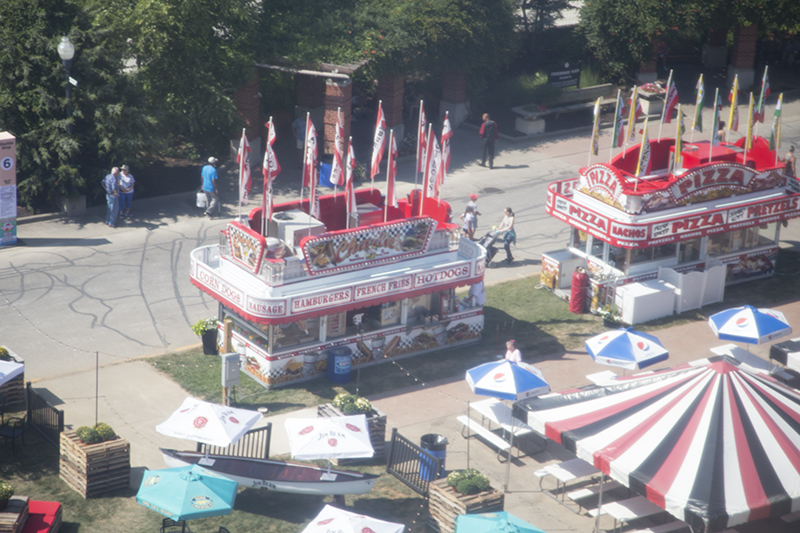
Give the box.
[0,496,29,533]
[58,431,130,498]
[426,478,504,533]
[317,403,387,464]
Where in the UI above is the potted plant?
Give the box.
[192,317,219,355]
[597,304,623,328]
[0,479,14,511]
[428,469,503,531]
[446,469,491,495]
[332,392,373,415]
[0,346,10,361]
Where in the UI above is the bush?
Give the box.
[191,318,218,336]
[446,469,490,495]
[332,392,372,414]
[493,73,564,108]
[76,426,102,445]
[0,347,10,361]
[0,480,13,501]
[94,422,117,441]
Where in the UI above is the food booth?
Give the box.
[190,189,486,388]
[542,136,800,322]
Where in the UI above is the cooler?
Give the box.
[615,279,675,325]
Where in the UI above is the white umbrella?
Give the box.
[156,397,261,448]
[0,359,24,387]
[285,415,374,461]
[301,504,404,533]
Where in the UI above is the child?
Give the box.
[461,206,477,240]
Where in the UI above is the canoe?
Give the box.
[160,448,379,496]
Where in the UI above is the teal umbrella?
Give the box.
[455,511,546,533]
[136,464,238,521]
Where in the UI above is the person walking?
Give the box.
[102,166,120,228]
[201,157,220,217]
[460,205,477,240]
[118,164,135,218]
[467,193,481,229]
[504,340,521,362]
[785,146,796,177]
[479,113,498,168]
[496,207,516,264]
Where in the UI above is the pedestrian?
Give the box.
[102,166,120,228]
[291,114,306,168]
[467,193,481,229]
[504,339,521,362]
[118,164,135,218]
[201,157,220,217]
[496,207,516,264]
[479,113,498,168]
[717,121,726,143]
[785,146,796,178]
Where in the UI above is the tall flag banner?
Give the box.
[663,70,679,124]
[692,74,705,133]
[423,127,441,199]
[371,101,387,181]
[237,129,252,205]
[711,89,722,146]
[674,104,685,168]
[345,137,357,222]
[304,116,319,218]
[262,117,281,233]
[441,112,453,184]
[745,93,755,151]
[728,74,739,131]
[636,118,651,177]
[416,101,427,174]
[589,98,601,157]
[769,93,783,151]
[755,66,771,123]
[386,131,398,213]
[626,87,642,142]
[611,89,626,148]
[331,108,345,188]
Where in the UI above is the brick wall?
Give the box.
[232,71,260,137]
[442,70,467,104]
[732,24,758,69]
[323,78,352,155]
[376,73,404,129]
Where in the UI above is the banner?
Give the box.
[237,129,251,205]
[371,101,386,181]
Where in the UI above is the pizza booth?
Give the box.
[542,136,800,324]
[190,188,486,388]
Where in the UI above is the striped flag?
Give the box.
[303,116,319,218]
[424,128,442,199]
[663,71,679,124]
[237,129,252,205]
[331,108,345,187]
[441,112,453,184]
[626,88,642,142]
[636,118,651,176]
[590,97,601,155]
[416,101,427,174]
[692,74,705,132]
[611,89,626,148]
[371,101,387,181]
[728,74,739,131]
[386,131,398,209]
[675,104,685,168]
[745,93,755,151]
[262,117,281,227]
[769,93,783,151]
[345,137,358,218]
[755,66,771,123]
[711,89,722,146]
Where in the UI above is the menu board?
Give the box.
[327,312,345,337]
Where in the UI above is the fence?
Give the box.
[658,258,726,314]
[26,382,65,448]
[196,423,272,459]
[386,428,444,497]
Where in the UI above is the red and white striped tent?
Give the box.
[513,355,800,532]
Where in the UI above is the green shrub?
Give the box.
[191,318,218,336]
[0,347,10,361]
[493,73,564,108]
[446,469,490,494]
[0,480,13,501]
[332,392,372,414]
[76,426,102,445]
[94,422,117,441]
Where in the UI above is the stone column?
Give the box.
[324,78,352,155]
[377,73,405,144]
[441,70,469,126]
[728,24,757,89]
[232,70,261,165]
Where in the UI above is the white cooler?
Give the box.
[615,280,675,325]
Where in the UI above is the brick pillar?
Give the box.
[231,71,261,165]
[441,70,469,126]
[728,24,757,88]
[377,73,405,142]
[323,78,352,155]
[295,74,326,148]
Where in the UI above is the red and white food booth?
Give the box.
[190,188,486,388]
[542,136,800,322]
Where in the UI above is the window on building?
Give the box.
[571,228,588,253]
[608,245,628,272]
[678,238,701,263]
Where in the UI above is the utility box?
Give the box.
[220,352,241,387]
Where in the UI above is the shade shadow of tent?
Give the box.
[513,355,800,532]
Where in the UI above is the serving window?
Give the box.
[571,228,588,253]
[707,224,777,256]
[678,238,701,263]
[630,243,677,265]
[274,317,320,349]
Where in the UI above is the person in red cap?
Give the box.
[467,193,480,237]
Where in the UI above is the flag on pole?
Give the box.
[745,93,755,151]
[728,74,739,131]
[675,104,685,168]
[692,74,705,132]
[386,131,398,210]
[636,118,651,176]
[331,108,345,187]
[441,112,453,184]
[262,117,281,230]
[423,127,441,199]
[416,101,427,174]
[769,93,783,151]
[611,89,627,148]
[237,129,252,205]
[304,117,319,218]
[663,70,679,124]
[626,87,642,142]
[371,101,387,181]
[755,66,771,123]
[711,89,722,146]
[345,137,357,220]
[590,97,601,156]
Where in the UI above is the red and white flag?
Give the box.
[370,101,387,181]
[345,137,358,218]
[424,127,441,199]
[441,112,453,185]
[237,129,252,205]
[663,72,679,124]
[755,66,771,123]
[331,108,345,188]
[386,131,398,210]
[303,116,319,218]
[627,87,643,142]
[416,101,427,174]
[262,117,281,228]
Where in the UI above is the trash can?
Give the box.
[419,433,448,481]
[327,346,352,384]
[319,153,334,187]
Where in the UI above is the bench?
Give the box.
[628,521,689,533]
[589,495,666,531]
[535,458,603,513]
[459,399,545,461]
[457,415,514,461]
[567,479,624,508]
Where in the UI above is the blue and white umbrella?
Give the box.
[465,360,550,401]
[585,327,669,371]
[709,305,792,345]
[455,511,546,533]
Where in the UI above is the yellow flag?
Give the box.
[745,93,754,151]
[636,118,651,176]
[675,104,683,169]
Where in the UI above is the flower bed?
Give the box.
[427,476,504,533]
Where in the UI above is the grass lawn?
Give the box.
[3,250,799,532]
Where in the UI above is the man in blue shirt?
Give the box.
[101,166,120,227]
[202,157,220,217]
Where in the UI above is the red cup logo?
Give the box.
[300,425,314,435]
[193,416,208,429]
[328,438,338,447]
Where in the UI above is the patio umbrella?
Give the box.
[136,464,238,521]
[513,355,800,532]
[0,359,24,387]
[285,414,374,461]
[156,397,261,448]
[709,305,792,346]
[465,360,550,401]
[585,327,669,371]
[301,504,405,533]
[455,511,546,533]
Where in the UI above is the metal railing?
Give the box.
[386,427,444,497]
[196,423,272,459]
[26,383,64,448]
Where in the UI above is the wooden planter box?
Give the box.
[317,403,387,465]
[427,478,504,533]
[59,431,130,498]
[0,347,25,411]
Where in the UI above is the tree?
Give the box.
[516,0,574,68]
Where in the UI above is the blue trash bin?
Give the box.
[319,154,334,187]
[327,346,352,384]
[419,433,448,481]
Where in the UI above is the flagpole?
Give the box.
[755,66,768,138]
[658,70,673,140]
[609,89,620,162]
[709,88,720,164]
[420,123,433,217]
[385,130,393,223]
[415,100,423,192]
[300,112,309,207]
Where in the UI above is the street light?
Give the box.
[57,36,75,135]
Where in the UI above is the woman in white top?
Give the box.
[504,339,521,362]
[496,207,516,264]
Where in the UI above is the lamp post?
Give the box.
[57,36,75,136]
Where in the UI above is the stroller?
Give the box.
[476,229,500,267]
